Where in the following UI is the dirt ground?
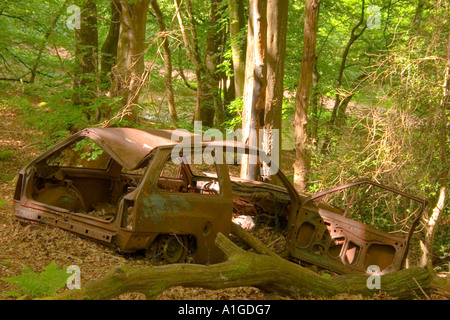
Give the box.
[0,94,442,300]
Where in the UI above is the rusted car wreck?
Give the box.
[13,128,426,274]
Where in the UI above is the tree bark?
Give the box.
[240,0,267,180]
[205,0,225,127]
[113,0,150,122]
[293,0,320,193]
[229,0,247,98]
[263,0,289,173]
[41,232,431,300]
[73,0,99,107]
[100,0,121,85]
[309,54,320,141]
[150,0,178,123]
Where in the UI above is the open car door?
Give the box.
[288,181,426,274]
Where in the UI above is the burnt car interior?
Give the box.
[153,149,293,229]
[157,154,221,195]
[31,137,144,221]
[224,151,293,230]
[30,137,292,229]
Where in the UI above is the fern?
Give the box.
[2,261,70,298]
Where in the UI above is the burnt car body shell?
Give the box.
[13,128,299,264]
[13,128,426,273]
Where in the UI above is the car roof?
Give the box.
[79,128,263,170]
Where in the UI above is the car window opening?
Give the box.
[31,137,145,222]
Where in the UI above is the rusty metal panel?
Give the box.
[288,180,426,274]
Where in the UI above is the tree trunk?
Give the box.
[309,55,320,142]
[174,0,219,127]
[330,0,366,126]
[229,0,246,98]
[293,0,320,193]
[100,0,121,85]
[240,0,267,180]
[205,0,225,127]
[41,231,431,300]
[263,0,288,173]
[73,0,99,107]
[113,0,150,122]
[150,0,178,123]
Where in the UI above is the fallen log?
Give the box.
[41,232,431,300]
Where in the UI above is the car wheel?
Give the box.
[147,234,191,264]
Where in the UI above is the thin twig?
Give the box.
[412,277,431,300]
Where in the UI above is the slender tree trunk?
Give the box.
[321,0,366,153]
[174,0,203,121]
[220,28,235,107]
[229,0,247,98]
[101,0,121,85]
[293,0,320,193]
[240,0,267,180]
[73,0,99,108]
[113,0,150,122]
[151,0,178,123]
[174,0,218,127]
[205,0,225,127]
[330,0,366,126]
[309,55,320,142]
[263,0,288,172]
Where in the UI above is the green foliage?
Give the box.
[222,97,243,130]
[217,50,234,77]
[2,261,70,298]
[0,150,14,160]
[73,138,104,162]
[0,199,6,209]
[16,82,120,144]
[0,174,14,183]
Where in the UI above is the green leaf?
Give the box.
[2,261,70,298]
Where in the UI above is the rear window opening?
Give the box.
[31,137,146,222]
[45,137,111,169]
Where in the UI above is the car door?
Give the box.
[288,181,426,274]
[134,146,234,264]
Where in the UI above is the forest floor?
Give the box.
[0,89,443,300]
